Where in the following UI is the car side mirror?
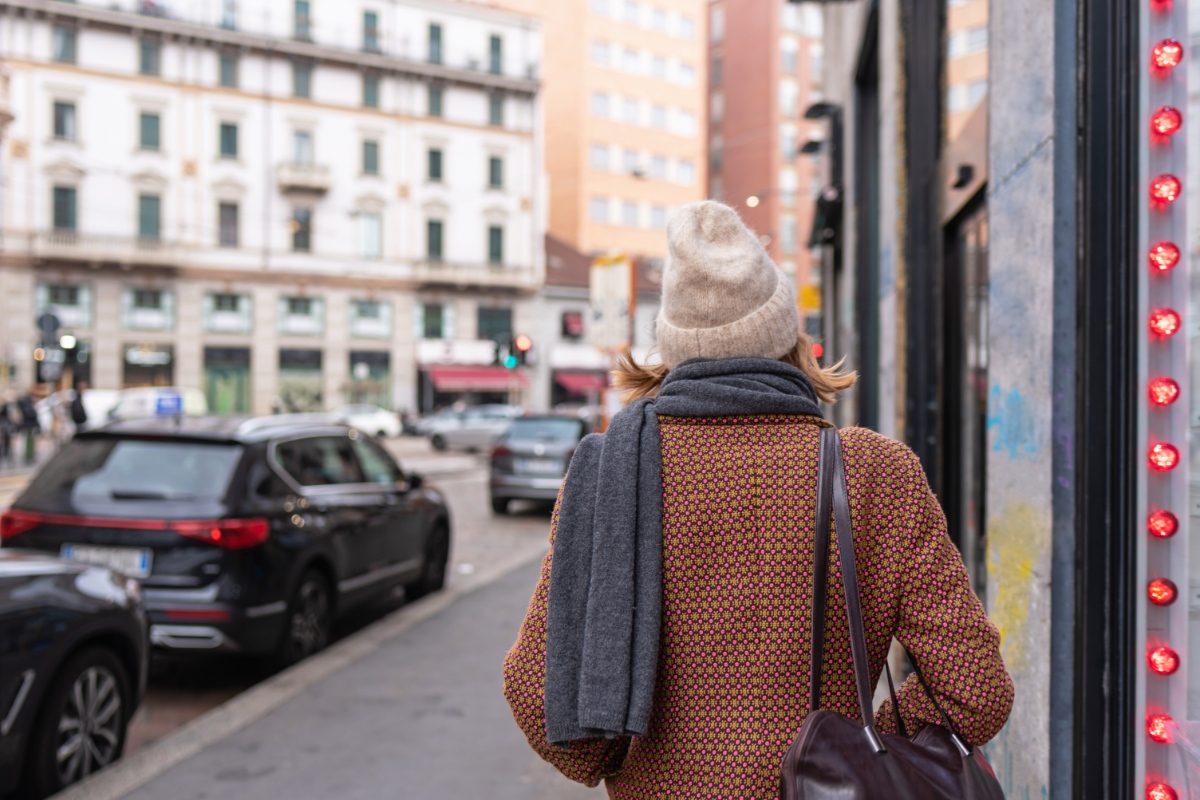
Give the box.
[403,473,424,492]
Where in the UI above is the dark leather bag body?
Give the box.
[779,428,1005,800]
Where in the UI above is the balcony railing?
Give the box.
[411,260,537,291]
[277,162,331,194]
[7,230,186,269]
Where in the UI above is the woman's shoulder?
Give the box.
[837,426,927,483]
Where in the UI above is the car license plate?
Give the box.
[516,458,559,474]
[60,544,152,578]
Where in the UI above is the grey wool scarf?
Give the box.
[544,357,824,745]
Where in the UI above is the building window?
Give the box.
[651,104,667,129]
[363,11,380,52]
[360,212,382,259]
[218,202,239,247]
[422,303,445,339]
[591,41,611,66]
[621,201,639,227]
[293,130,313,165]
[220,0,238,29]
[291,207,312,251]
[294,0,312,39]
[362,74,380,108]
[428,23,443,64]
[591,0,610,14]
[362,139,380,175]
[427,148,443,182]
[428,84,444,117]
[139,39,161,76]
[53,101,76,141]
[623,0,640,24]
[477,307,512,343]
[711,54,723,87]
[780,216,798,254]
[676,14,695,38]
[52,26,76,64]
[622,148,639,174]
[489,34,503,74]
[293,61,312,98]
[622,97,640,124]
[709,5,725,42]
[132,289,163,310]
[212,292,241,312]
[487,225,504,264]
[650,205,667,229]
[651,55,667,80]
[139,112,160,151]
[353,299,382,319]
[219,122,238,158]
[286,296,313,316]
[590,144,610,170]
[782,39,799,73]
[651,6,667,31]
[649,154,667,179]
[561,310,584,340]
[677,63,696,86]
[622,48,640,73]
[488,93,504,126]
[676,160,696,185]
[218,52,238,87]
[426,219,444,261]
[949,79,989,113]
[138,194,161,240]
[488,156,504,188]
[781,125,797,161]
[589,196,609,223]
[52,186,77,231]
[49,285,81,307]
[590,92,610,118]
[948,25,988,58]
[710,91,725,122]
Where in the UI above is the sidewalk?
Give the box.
[87,560,601,800]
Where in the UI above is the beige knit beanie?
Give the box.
[655,200,801,369]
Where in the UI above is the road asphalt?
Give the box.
[117,560,603,800]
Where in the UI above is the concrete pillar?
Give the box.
[174,280,204,394]
[93,278,123,389]
[323,288,349,409]
[251,285,278,414]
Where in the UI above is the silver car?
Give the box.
[489,415,590,513]
[427,404,522,452]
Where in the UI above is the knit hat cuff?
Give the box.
[655,271,800,369]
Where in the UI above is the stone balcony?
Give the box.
[6,230,185,270]
[410,259,538,291]
[276,162,332,195]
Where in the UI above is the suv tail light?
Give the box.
[491,444,513,460]
[0,510,269,550]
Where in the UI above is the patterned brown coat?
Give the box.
[503,415,1014,799]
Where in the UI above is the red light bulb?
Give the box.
[1149,443,1180,472]
[1151,174,1183,206]
[1152,106,1183,136]
[1152,39,1185,70]
[1149,645,1181,675]
[1147,713,1174,743]
[1148,510,1179,538]
[1149,242,1181,272]
[1149,377,1181,406]
[1148,578,1178,606]
[812,342,825,359]
[1148,782,1179,800]
[1149,308,1181,338]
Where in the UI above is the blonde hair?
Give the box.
[612,333,857,404]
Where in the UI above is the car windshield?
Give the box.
[505,418,584,442]
[18,438,243,513]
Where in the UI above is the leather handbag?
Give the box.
[779,427,1005,800]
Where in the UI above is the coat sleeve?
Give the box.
[874,461,1015,746]
[502,493,630,786]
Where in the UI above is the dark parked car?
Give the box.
[0,550,147,799]
[489,416,591,514]
[0,416,451,665]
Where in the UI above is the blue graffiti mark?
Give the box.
[987,386,1042,460]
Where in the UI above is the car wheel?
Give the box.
[276,569,333,668]
[406,525,449,600]
[26,646,130,798]
[490,497,509,515]
[430,434,447,451]
[376,429,388,439]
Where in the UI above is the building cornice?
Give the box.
[0,0,540,97]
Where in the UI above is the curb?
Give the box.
[52,542,547,800]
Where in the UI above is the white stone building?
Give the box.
[0,0,543,415]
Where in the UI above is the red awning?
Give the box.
[554,371,608,396]
[427,366,528,392]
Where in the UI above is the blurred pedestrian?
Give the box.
[0,392,15,468]
[17,388,40,466]
[503,201,1013,798]
[70,379,89,433]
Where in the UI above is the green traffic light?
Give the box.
[504,354,519,369]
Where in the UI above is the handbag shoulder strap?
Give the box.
[808,426,886,752]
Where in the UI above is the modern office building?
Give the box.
[0,0,543,415]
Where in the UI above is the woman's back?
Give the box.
[504,415,1011,799]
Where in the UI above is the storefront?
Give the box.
[278,348,322,412]
[122,343,173,388]
[204,346,250,415]
[817,0,1195,794]
[414,339,527,413]
[348,350,391,408]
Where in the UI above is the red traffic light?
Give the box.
[1151,106,1183,137]
[1148,645,1181,675]
[514,335,533,352]
[1148,578,1178,607]
[1149,242,1181,272]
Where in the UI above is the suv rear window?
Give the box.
[18,438,243,513]
[505,418,584,442]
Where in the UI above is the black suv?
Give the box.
[0,417,451,665]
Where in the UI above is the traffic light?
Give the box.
[513,334,532,366]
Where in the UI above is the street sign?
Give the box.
[155,392,183,416]
[37,312,60,338]
[589,253,633,352]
